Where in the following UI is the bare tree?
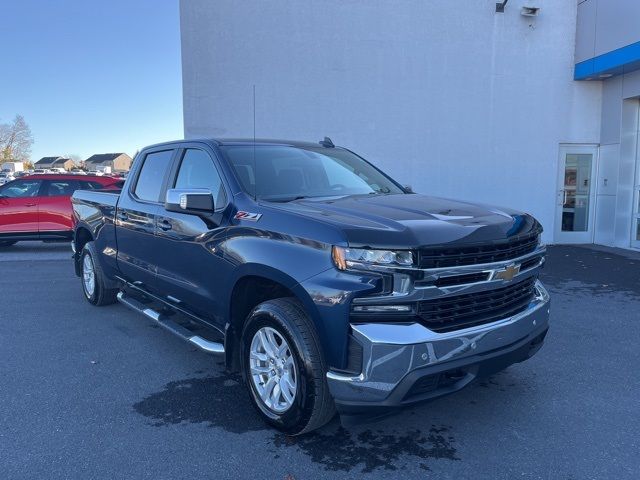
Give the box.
[0,115,34,163]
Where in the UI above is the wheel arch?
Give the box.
[224,266,325,372]
[73,224,94,276]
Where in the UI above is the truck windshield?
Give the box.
[220,145,404,201]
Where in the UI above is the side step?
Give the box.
[117,291,224,354]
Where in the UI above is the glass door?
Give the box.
[554,145,598,244]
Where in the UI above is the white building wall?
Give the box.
[180,0,602,243]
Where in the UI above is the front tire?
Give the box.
[80,242,118,306]
[240,298,335,435]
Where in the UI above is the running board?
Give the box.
[116,291,224,354]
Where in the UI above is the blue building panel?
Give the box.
[575,40,640,80]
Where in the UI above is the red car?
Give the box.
[0,174,123,247]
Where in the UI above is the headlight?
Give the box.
[332,246,415,270]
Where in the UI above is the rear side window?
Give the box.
[44,180,80,196]
[133,150,174,202]
[174,149,226,209]
[78,181,106,190]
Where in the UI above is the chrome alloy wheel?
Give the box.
[82,254,96,297]
[249,326,298,413]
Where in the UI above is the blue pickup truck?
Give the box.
[71,138,550,434]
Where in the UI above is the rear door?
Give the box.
[115,148,176,290]
[0,179,43,234]
[38,179,80,233]
[154,145,233,325]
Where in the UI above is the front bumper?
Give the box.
[327,280,550,419]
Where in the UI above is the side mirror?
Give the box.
[165,188,214,215]
[404,184,414,193]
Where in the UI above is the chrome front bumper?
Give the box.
[327,280,550,406]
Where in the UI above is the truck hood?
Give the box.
[267,194,540,248]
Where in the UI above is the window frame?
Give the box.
[129,148,178,205]
[166,144,230,213]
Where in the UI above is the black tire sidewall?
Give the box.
[241,304,317,433]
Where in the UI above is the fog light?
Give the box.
[352,305,412,313]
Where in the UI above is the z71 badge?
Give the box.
[234,211,262,221]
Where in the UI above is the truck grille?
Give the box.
[417,277,536,333]
[418,230,540,268]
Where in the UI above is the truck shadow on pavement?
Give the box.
[133,369,459,473]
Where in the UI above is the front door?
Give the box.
[0,178,43,234]
[154,146,232,328]
[554,145,598,244]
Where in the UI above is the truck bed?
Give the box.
[72,189,120,226]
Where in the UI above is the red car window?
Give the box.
[0,179,42,198]
[45,180,80,196]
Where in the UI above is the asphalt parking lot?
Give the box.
[1,242,639,479]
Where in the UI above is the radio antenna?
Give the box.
[252,84,257,200]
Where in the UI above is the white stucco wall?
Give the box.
[180,0,602,243]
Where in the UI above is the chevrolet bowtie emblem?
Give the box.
[494,263,521,281]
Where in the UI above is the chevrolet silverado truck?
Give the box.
[71,138,550,434]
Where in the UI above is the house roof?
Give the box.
[35,156,73,166]
[35,156,62,165]
[85,153,129,164]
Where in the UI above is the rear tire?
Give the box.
[240,298,335,435]
[0,241,17,248]
[81,241,118,306]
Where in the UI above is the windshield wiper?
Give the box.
[265,195,311,203]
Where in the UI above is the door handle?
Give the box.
[158,220,172,231]
[116,212,129,222]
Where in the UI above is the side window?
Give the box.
[0,179,42,198]
[78,181,107,190]
[44,180,80,197]
[134,150,174,202]
[174,149,226,209]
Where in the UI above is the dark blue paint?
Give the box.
[72,139,541,369]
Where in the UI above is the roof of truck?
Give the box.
[212,138,327,148]
[140,138,337,150]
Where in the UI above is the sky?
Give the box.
[0,0,183,162]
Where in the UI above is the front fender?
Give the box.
[224,262,330,346]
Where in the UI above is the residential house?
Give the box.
[34,156,75,171]
[84,153,133,173]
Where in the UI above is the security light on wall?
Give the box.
[495,0,508,13]
[496,1,540,16]
[521,6,540,17]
